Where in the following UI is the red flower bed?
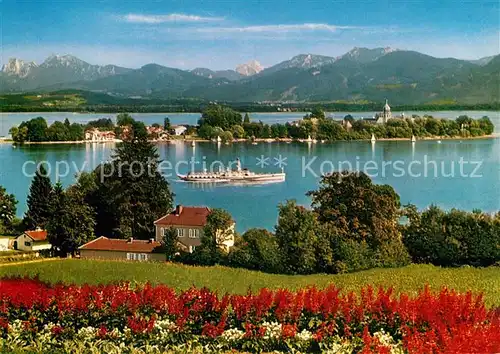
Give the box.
[0,277,499,353]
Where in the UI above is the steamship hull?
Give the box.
[177,173,285,183]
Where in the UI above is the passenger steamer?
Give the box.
[178,158,285,183]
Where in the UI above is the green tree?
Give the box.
[220,130,233,143]
[231,125,245,139]
[402,205,500,266]
[47,182,96,257]
[204,208,234,248]
[228,228,282,272]
[9,126,28,144]
[86,118,115,130]
[275,200,318,274]
[198,105,243,130]
[192,208,233,265]
[162,227,178,261]
[198,124,215,139]
[309,107,326,120]
[478,116,494,135]
[307,171,409,268]
[244,113,251,123]
[93,122,174,239]
[25,117,48,142]
[116,113,135,126]
[24,165,53,230]
[163,117,171,131]
[68,123,85,141]
[46,121,69,141]
[0,186,17,230]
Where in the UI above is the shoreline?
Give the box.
[1,108,500,114]
[2,134,498,145]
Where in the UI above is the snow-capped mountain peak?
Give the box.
[1,58,38,78]
[235,60,264,76]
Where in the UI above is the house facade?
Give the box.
[154,205,235,253]
[170,125,187,136]
[79,236,165,261]
[15,230,51,252]
[84,128,116,141]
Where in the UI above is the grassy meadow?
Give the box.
[0,259,499,307]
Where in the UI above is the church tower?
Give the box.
[382,99,392,123]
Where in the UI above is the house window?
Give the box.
[25,241,31,247]
[161,228,165,237]
[177,229,184,237]
[140,254,147,261]
[127,253,133,260]
[195,229,200,238]
[189,229,199,238]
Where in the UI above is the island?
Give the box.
[7,101,495,145]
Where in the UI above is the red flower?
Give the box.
[281,324,297,339]
[51,325,63,337]
[97,325,108,338]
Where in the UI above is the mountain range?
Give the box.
[1,48,498,104]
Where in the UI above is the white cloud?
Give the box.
[122,13,223,24]
[197,23,360,33]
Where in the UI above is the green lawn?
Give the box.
[0,260,499,307]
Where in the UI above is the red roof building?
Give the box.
[154,205,211,227]
[78,237,165,262]
[15,229,50,252]
[24,230,48,242]
[154,205,235,253]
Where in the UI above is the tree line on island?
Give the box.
[8,105,495,144]
[1,119,498,272]
[197,105,494,142]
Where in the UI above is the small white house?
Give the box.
[15,229,51,252]
[170,125,187,136]
[0,237,14,251]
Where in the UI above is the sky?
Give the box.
[1,0,499,70]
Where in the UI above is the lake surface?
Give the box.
[1,111,499,137]
[1,135,499,233]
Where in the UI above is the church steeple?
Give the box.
[383,99,391,112]
[382,99,392,123]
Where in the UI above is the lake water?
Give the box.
[1,130,499,232]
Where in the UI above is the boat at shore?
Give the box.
[178,158,285,183]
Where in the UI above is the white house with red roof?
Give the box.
[15,229,51,252]
[154,205,235,253]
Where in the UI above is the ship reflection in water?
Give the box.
[177,158,285,184]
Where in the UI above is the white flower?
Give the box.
[154,319,177,332]
[295,329,313,341]
[261,321,282,340]
[220,328,245,342]
[76,326,96,341]
[373,329,394,346]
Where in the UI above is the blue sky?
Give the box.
[1,0,499,70]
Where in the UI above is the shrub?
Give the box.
[402,205,500,266]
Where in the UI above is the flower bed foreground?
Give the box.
[0,278,499,353]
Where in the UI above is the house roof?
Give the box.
[24,230,48,242]
[154,206,211,227]
[79,236,162,253]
